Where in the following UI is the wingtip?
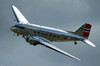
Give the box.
[78,59,81,61]
[11,5,14,7]
[76,58,81,61]
[93,45,96,47]
[74,57,81,61]
[11,5,16,9]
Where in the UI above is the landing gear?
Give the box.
[22,35,25,38]
[32,42,39,46]
[33,43,39,46]
[17,34,19,36]
[74,41,77,45]
[33,43,37,46]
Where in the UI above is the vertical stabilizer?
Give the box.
[75,23,91,39]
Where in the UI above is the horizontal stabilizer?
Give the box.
[82,39,96,47]
[66,32,96,47]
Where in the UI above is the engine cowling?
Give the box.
[26,36,39,46]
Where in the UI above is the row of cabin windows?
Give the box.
[33,31,60,38]
[33,31,67,40]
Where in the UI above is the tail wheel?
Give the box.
[74,41,77,45]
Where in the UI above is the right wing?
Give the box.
[31,36,80,61]
[12,5,29,24]
[40,41,80,61]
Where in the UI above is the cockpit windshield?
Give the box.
[14,25,25,29]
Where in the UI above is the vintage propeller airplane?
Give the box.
[10,5,96,61]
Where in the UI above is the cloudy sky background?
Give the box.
[0,0,100,66]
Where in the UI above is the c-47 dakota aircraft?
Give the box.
[10,5,96,61]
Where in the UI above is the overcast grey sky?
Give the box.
[0,0,100,66]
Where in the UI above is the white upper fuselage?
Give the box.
[10,23,79,42]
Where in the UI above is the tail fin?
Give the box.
[75,23,92,39]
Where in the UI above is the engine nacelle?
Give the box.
[26,36,39,46]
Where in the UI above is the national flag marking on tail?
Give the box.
[83,24,91,38]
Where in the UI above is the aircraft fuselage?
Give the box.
[10,23,79,42]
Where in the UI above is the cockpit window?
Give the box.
[14,25,25,29]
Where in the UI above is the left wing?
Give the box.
[12,5,29,24]
[31,36,80,61]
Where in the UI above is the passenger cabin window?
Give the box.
[49,34,52,36]
[34,31,36,33]
[45,34,48,36]
[41,33,44,35]
[38,32,40,34]
[53,35,56,37]
[64,37,67,40]
[57,36,59,38]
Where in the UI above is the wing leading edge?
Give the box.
[12,5,29,24]
[31,36,80,61]
[40,41,80,60]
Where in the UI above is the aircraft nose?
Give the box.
[10,26,16,31]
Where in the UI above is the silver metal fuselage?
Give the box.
[10,23,79,42]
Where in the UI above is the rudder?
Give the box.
[75,23,92,39]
